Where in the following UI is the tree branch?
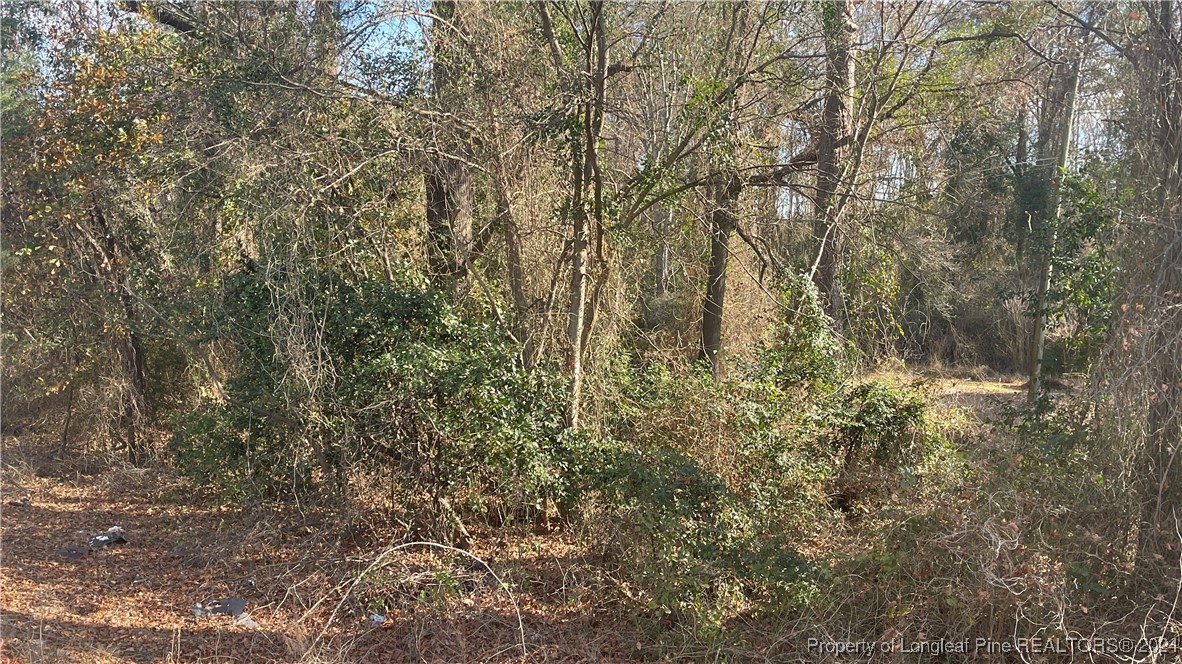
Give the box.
[119,1,197,35]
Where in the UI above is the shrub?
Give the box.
[171,267,569,531]
[580,434,819,636]
[576,358,832,638]
[756,273,847,392]
[826,381,928,470]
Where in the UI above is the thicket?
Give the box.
[166,265,942,637]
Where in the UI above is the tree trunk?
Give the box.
[1029,57,1081,403]
[119,301,149,465]
[425,161,472,277]
[654,206,671,298]
[1132,0,1182,570]
[312,0,340,78]
[700,178,741,378]
[812,0,855,331]
[565,0,607,428]
[91,204,149,464]
[566,205,590,426]
[425,0,472,282]
[1013,107,1029,258]
[499,187,537,369]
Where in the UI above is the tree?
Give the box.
[424,0,474,283]
[1029,55,1082,402]
[812,0,856,331]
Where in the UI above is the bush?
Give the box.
[171,267,569,532]
[826,381,928,470]
[756,273,847,392]
[575,357,834,639]
[579,434,819,637]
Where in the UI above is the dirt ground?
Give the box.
[0,441,638,664]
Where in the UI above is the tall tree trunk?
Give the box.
[700,177,741,378]
[90,205,149,464]
[118,292,149,465]
[312,0,340,78]
[565,0,607,428]
[812,0,855,331]
[425,162,472,277]
[425,0,472,282]
[1029,57,1081,403]
[1132,0,1182,570]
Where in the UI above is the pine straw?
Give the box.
[0,438,636,664]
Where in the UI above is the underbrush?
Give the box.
[163,269,955,652]
[156,268,1179,660]
[170,269,570,540]
[568,297,946,649]
[787,392,1180,663]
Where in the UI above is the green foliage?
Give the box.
[998,394,1092,464]
[844,230,906,360]
[1044,164,1120,370]
[576,342,941,640]
[356,32,426,99]
[756,273,847,391]
[822,381,928,470]
[1010,164,1052,247]
[576,336,932,637]
[1012,160,1120,373]
[4,2,1164,657]
[570,358,827,636]
[172,268,569,516]
[582,443,820,636]
[0,1,42,141]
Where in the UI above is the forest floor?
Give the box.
[0,436,649,664]
[0,375,1025,664]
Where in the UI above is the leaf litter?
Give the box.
[1,439,637,662]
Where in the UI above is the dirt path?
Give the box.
[929,376,1025,414]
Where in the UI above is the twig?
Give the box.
[313,541,527,658]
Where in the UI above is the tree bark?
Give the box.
[425,0,473,282]
[654,206,671,298]
[498,187,537,369]
[90,204,149,464]
[313,0,341,79]
[565,0,608,428]
[700,177,742,378]
[812,0,856,331]
[1132,0,1182,569]
[1029,57,1081,403]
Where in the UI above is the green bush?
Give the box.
[576,294,930,637]
[580,434,819,636]
[756,273,847,392]
[825,381,928,470]
[576,357,833,638]
[171,267,569,526]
